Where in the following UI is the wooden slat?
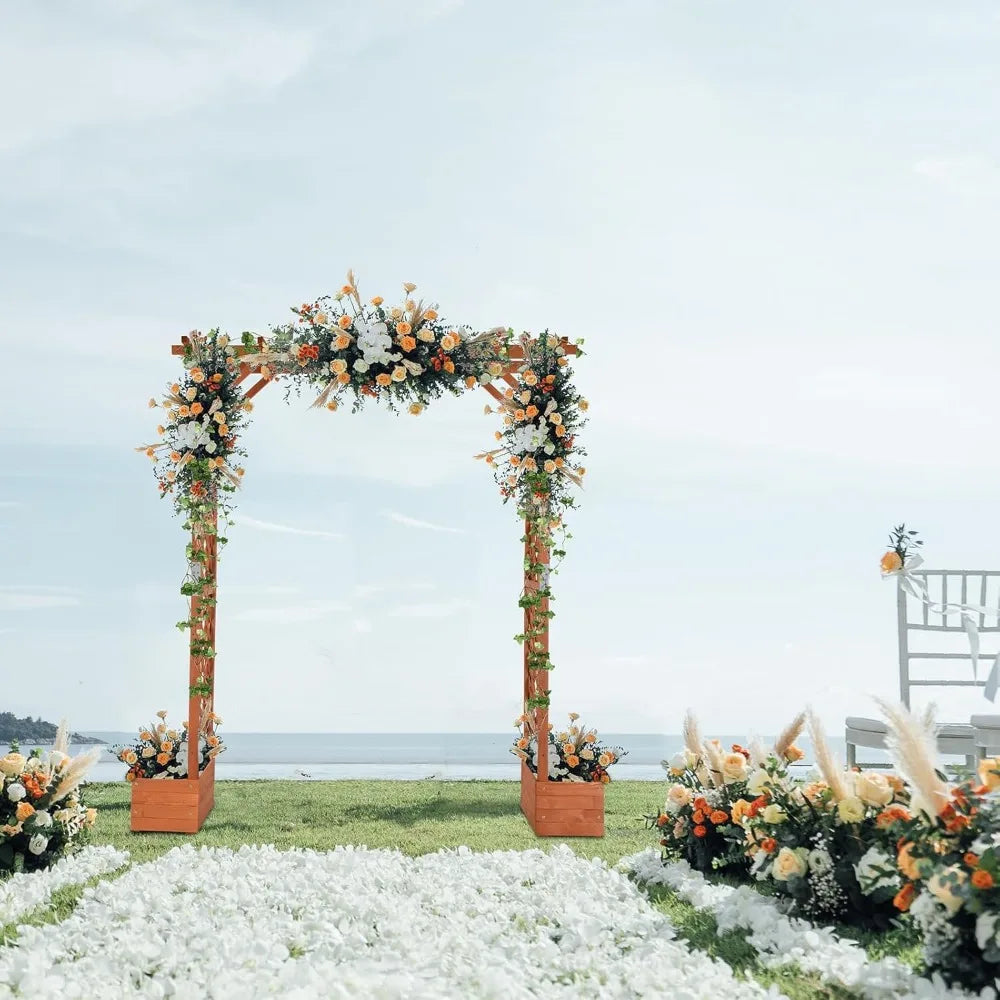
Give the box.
[501,374,520,391]
[481,383,505,402]
[242,377,272,401]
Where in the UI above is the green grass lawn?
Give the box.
[6,780,923,1000]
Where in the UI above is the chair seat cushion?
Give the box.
[971,715,1000,730]
[846,717,888,734]
[936,723,973,738]
[846,718,971,739]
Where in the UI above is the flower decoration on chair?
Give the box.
[511,713,625,783]
[111,710,225,781]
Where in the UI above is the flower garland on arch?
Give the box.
[138,273,588,695]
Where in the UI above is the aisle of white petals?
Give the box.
[0,846,129,929]
[0,843,784,1000]
[621,850,990,1000]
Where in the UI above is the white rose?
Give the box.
[761,804,786,825]
[141,747,156,759]
[853,846,900,894]
[772,847,809,882]
[853,771,894,808]
[28,834,48,856]
[6,783,25,802]
[747,769,770,795]
[47,751,67,769]
[25,758,41,771]
[808,849,833,874]
[353,359,370,373]
[926,867,968,917]
[977,912,1000,953]
[31,810,52,829]
[667,752,689,775]
[836,796,866,824]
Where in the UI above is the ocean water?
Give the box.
[1,732,880,782]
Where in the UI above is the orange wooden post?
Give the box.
[187,501,217,779]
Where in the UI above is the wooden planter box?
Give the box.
[520,761,604,837]
[130,758,216,834]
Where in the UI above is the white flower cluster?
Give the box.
[353,319,395,370]
[621,850,987,1000]
[0,844,781,999]
[0,846,129,927]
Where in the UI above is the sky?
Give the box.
[3,1,1000,737]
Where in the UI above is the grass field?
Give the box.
[9,780,924,1000]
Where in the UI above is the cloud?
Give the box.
[913,155,1000,198]
[232,601,349,625]
[235,515,343,540]
[603,655,651,667]
[381,510,466,534]
[353,582,436,599]
[388,599,473,619]
[0,587,81,611]
[0,6,318,153]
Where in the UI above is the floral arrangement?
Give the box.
[740,711,910,927]
[648,712,805,874]
[140,273,588,726]
[0,722,99,874]
[112,710,225,781]
[511,712,625,782]
[880,522,923,576]
[879,700,1000,989]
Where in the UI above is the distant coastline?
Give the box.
[0,712,105,746]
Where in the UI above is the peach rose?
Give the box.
[854,771,894,808]
[979,757,1000,792]
[0,753,26,778]
[881,551,903,573]
[666,784,691,811]
[330,359,348,375]
[730,799,751,826]
[721,752,749,784]
[927,867,968,916]
[772,847,809,882]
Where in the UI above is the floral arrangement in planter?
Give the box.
[740,711,910,927]
[511,712,626,782]
[112,710,225,781]
[0,722,99,874]
[880,701,1000,989]
[648,712,805,874]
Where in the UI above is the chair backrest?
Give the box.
[898,570,1000,707]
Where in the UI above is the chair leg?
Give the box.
[846,740,857,768]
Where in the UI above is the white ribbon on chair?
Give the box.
[883,554,1000,702]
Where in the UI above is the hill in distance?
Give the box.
[0,712,105,746]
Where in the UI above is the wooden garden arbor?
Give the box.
[130,331,602,837]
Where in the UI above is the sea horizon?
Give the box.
[1,731,883,783]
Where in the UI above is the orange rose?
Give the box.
[784,745,805,763]
[881,551,903,573]
[973,870,995,890]
[189,368,205,383]
[965,852,981,868]
[876,805,912,829]
[156,752,170,766]
[691,809,705,825]
[337,315,352,329]
[760,837,777,854]
[443,360,455,374]
[375,373,392,387]
[893,882,915,911]
[423,309,438,321]
[400,336,416,352]
[710,810,729,825]
[693,825,708,838]
[396,322,412,336]
[126,770,137,782]
[565,754,580,768]
[336,372,351,385]
[371,296,384,306]
[15,802,35,822]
